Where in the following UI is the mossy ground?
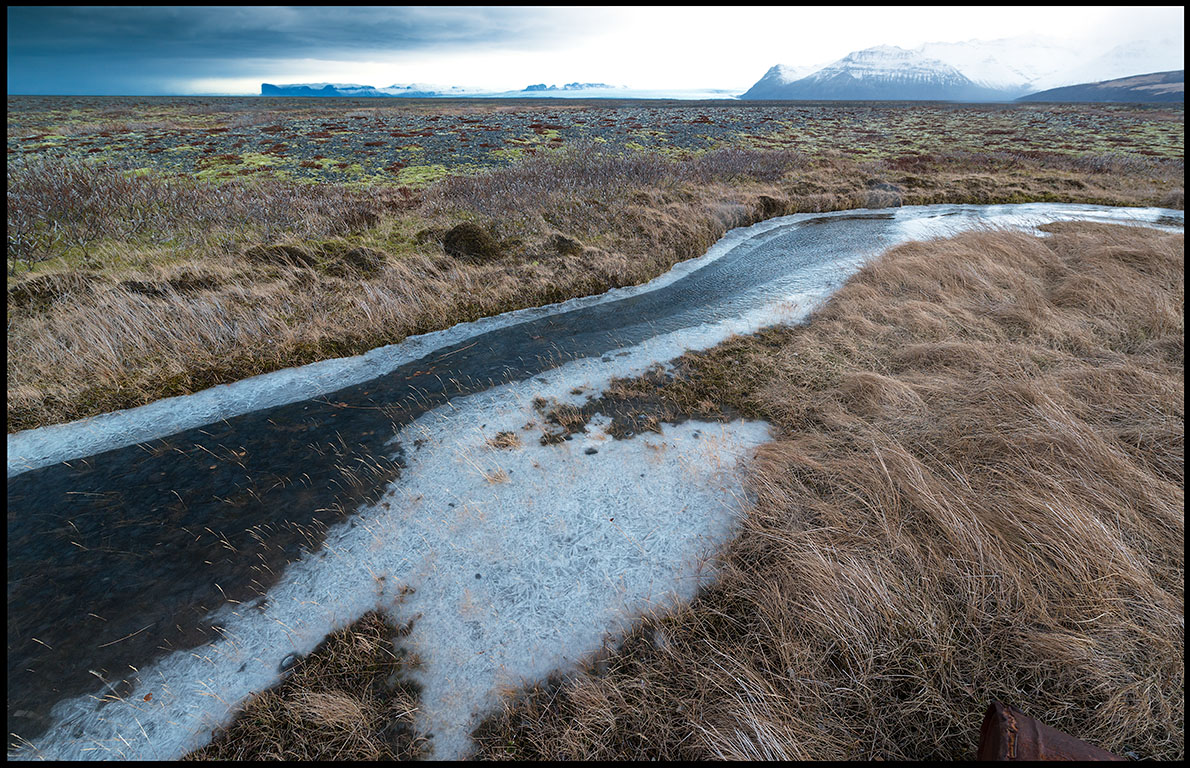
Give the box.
[8,97,1183,187]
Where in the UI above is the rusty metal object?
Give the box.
[977,702,1126,761]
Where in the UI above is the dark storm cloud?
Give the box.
[6,6,591,94]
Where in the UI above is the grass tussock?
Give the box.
[185,611,427,761]
[487,430,523,450]
[474,223,1184,760]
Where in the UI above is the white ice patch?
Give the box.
[888,203,1184,243]
[387,415,769,759]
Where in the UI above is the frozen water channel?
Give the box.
[7,204,1182,759]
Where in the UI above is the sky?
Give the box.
[6,5,1186,96]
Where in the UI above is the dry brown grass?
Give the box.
[185,611,426,761]
[473,223,1184,760]
[487,430,523,450]
[7,142,1184,432]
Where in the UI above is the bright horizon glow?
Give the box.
[7,5,1185,96]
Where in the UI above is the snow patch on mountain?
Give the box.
[805,45,969,83]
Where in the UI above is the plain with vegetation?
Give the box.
[5,96,1183,760]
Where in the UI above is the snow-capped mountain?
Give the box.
[741,45,1006,100]
[742,35,1185,101]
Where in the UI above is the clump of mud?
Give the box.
[533,364,740,445]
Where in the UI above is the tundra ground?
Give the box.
[7,98,1184,760]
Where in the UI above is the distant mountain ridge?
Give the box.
[262,83,485,98]
[262,82,627,99]
[523,82,614,91]
[1018,70,1184,103]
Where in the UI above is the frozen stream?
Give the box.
[7,204,1182,759]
